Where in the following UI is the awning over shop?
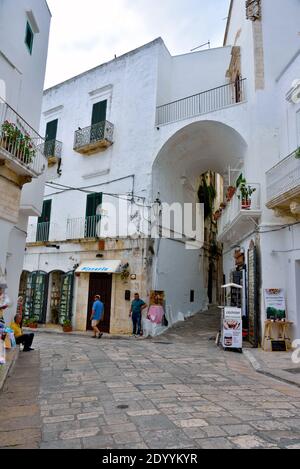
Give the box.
[75,260,122,274]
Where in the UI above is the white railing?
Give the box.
[66,216,101,240]
[266,150,300,203]
[156,79,247,126]
[218,183,261,237]
[0,97,47,176]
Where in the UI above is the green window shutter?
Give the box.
[38,200,52,224]
[45,120,58,142]
[25,22,34,54]
[91,101,107,126]
[86,193,102,217]
[85,193,102,238]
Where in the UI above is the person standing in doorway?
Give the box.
[91,294,104,339]
[129,293,147,336]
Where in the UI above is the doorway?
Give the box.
[86,273,112,333]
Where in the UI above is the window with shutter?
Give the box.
[85,193,102,238]
[45,120,58,158]
[25,22,34,54]
[37,200,52,242]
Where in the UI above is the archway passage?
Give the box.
[152,120,247,319]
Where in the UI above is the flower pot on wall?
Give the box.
[226,186,236,201]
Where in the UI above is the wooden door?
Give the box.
[86,273,112,333]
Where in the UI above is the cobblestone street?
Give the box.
[1,310,300,449]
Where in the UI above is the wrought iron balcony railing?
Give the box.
[156,79,247,126]
[26,221,67,243]
[73,121,114,155]
[43,139,63,159]
[67,215,101,240]
[0,96,47,177]
[266,149,300,208]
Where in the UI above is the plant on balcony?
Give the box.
[295,147,300,159]
[226,186,236,202]
[1,120,36,164]
[238,181,256,210]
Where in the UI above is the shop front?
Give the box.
[74,260,121,334]
[18,270,74,325]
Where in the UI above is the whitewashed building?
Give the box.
[0,0,51,323]
[22,0,300,342]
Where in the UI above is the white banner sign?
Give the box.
[264,289,286,320]
[222,307,242,349]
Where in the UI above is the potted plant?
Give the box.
[62,319,73,333]
[1,120,36,164]
[213,209,222,221]
[295,147,300,159]
[27,316,39,329]
[226,186,236,202]
[238,182,256,209]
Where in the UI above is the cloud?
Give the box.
[45,0,230,88]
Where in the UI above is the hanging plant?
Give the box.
[197,174,217,220]
[121,270,130,281]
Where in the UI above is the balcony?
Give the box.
[43,139,63,167]
[217,183,261,244]
[73,121,114,155]
[0,97,47,178]
[266,150,300,216]
[66,216,101,240]
[156,79,247,126]
[26,221,66,244]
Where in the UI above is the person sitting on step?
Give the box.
[9,315,35,352]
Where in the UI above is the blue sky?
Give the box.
[45,0,230,88]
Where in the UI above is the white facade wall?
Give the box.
[0,0,51,322]
[24,0,300,339]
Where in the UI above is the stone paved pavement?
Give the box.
[1,309,300,449]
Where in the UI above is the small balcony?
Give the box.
[73,121,114,155]
[43,139,63,167]
[66,216,101,240]
[156,79,247,126]
[26,222,66,244]
[266,149,300,216]
[0,97,47,178]
[217,183,261,244]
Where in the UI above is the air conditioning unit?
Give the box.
[286,79,300,104]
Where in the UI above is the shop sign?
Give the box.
[222,307,242,349]
[264,289,286,320]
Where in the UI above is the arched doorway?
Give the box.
[22,271,49,323]
[152,120,247,319]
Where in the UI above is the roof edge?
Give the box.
[44,37,164,93]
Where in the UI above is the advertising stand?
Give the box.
[219,283,243,353]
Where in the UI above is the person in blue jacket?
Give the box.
[91,294,104,338]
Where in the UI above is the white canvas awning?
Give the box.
[75,260,122,274]
[221,283,243,289]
